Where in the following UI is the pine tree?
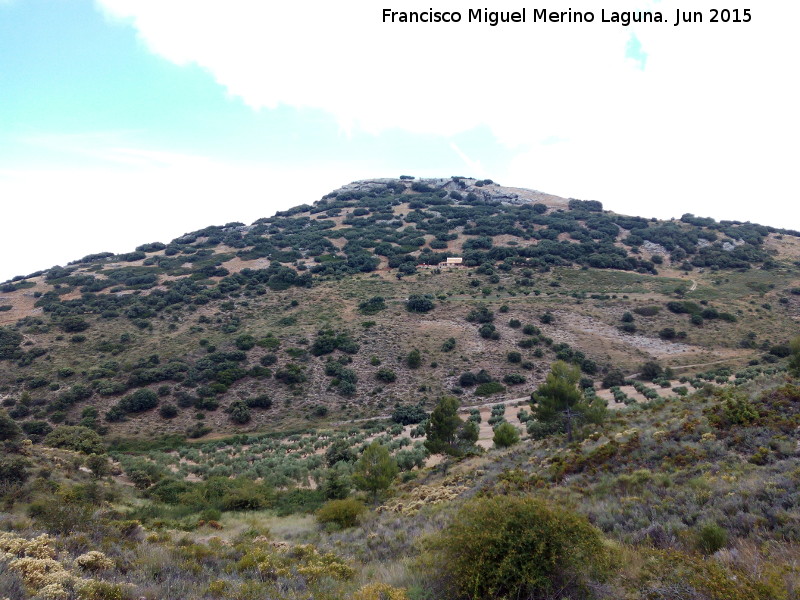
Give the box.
[424,396,463,455]
[322,462,352,500]
[532,361,605,442]
[353,441,398,499]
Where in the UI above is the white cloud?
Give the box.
[0,155,367,282]
[92,0,800,229]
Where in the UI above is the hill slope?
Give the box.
[1,176,799,439]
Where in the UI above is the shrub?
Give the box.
[659,327,677,340]
[406,349,422,369]
[316,498,366,529]
[311,329,359,356]
[459,372,477,387]
[75,551,114,571]
[406,295,435,313]
[59,316,90,333]
[440,337,456,352]
[118,389,159,413]
[352,583,409,600]
[507,351,522,363]
[376,368,397,383]
[228,400,251,424]
[75,580,128,600]
[0,456,30,484]
[260,353,278,366]
[639,361,663,381]
[275,363,307,384]
[502,373,526,385]
[246,394,273,409]
[0,408,22,441]
[359,296,386,315]
[466,305,494,323]
[493,422,520,447]
[325,439,356,467]
[159,404,178,419]
[43,426,105,454]
[422,496,610,600]
[391,404,427,425]
[696,522,728,554]
[769,344,792,358]
[478,323,499,339]
[475,382,505,396]
[235,334,256,350]
[21,420,51,437]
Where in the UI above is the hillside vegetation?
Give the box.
[1,177,798,439]
[1,177,800,599]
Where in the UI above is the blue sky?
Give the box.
[1,0,798,281]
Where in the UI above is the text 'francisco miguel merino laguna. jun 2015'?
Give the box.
[381,7,753,27]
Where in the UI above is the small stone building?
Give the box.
[439,257,463,267]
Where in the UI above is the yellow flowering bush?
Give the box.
[8,557,73,588]
[75,551,114,571]
[75,579,129,600]
[34,583,69,600]
[0,532,56,559]
[352,582,410,600]
[236,543,354,582]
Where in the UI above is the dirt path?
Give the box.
[689,279,698,291]
[629,355,748,378]
[668,357,742,371]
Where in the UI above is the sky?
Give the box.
[1,0,798,282]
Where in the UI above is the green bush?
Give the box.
[358,296,386,315]
[376,368,397,383]
[159,404,178,418]
[475,382,505,396]
[440,337,456,352]
[60,315,90,333]
[696,522,728,554]
[118,388,159,413]
[422,495,610,599]
[316,498,366,529]
[228,400,251,424]
[602,370,626,388]
[0,408,21,441]
[235,334,256,350]
[44,425,105,454]
[0,456,30,484]
[406,295,435,313]
[391,404,426,425]
[478,323,499,339]
[493,422,520,447]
